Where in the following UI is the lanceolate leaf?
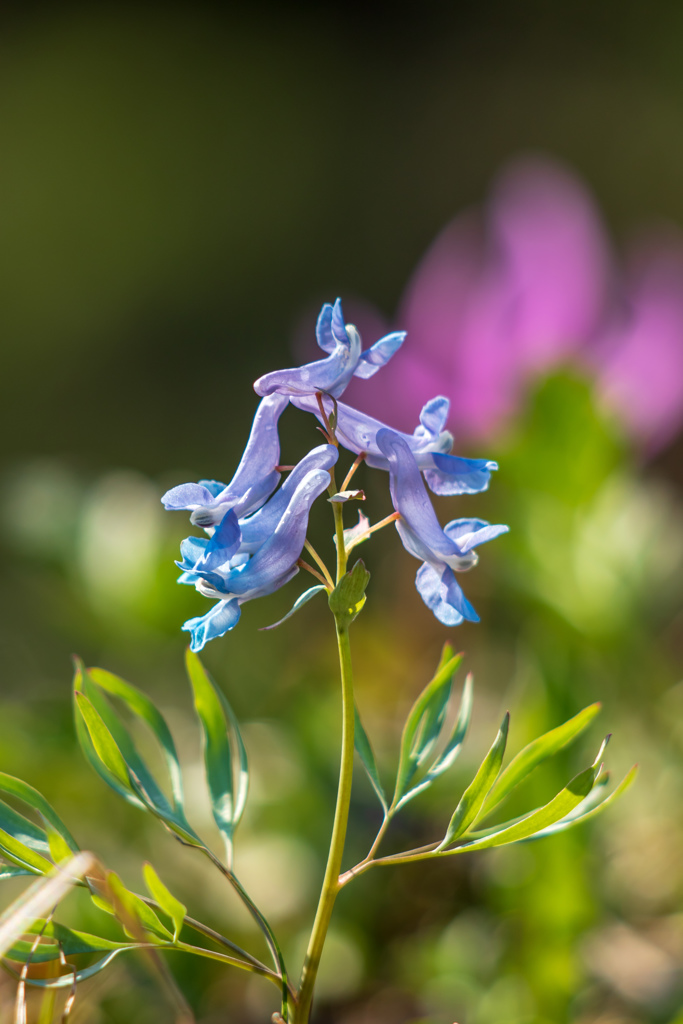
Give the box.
[413,644,457,771]
[12,950,127,989]
[86,668,187,818]
[0,866,34,881]
[0,827,53,876]
[439,712,509,849]
[0,775,79,861]
[354,707,387,812]
[260,585,327,631]
[393,651,463,805]
[0,800,50,857]
[186,649,249,861]
[0,853,98,959]
[395,674,474,812]
[7,921,132,962]
[77,669,174,814]
[447,759,603,853]
[102,871,173,942]
[143,863,186,941]
[483,702,602,814]
[530,765,638,840]
[74,693,132,791]
[73,661,202,848]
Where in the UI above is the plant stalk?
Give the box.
[295,617,355,1023]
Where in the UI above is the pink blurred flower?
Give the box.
[342,157,683,454]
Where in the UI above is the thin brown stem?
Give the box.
[315,392,337,445]
[297,558,331,589]
[340,453,366,492]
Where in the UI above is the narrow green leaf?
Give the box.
[354,707,387,812]
[143,863,186,942]
[530,765,638,839]
[104,871,173,942]
[0,866,34,881]
[0,852,98,961]
[73,662,202,847]
[45,825,72,865]
[186,649,249,859]
[328,560,370,625]
[0,827,53,875]
[450,760,603,853]
[395,673,474,811]
[439,712,510,849]
[8,921,132,961]
[86,668,186,817]
[74,693,131,790]
[260,585,327,630]
[0,775,79,860]
[413,643,456,770]
[393,652,464,805]
[483,702,602,814]
[0,800,50,857]
[14,950,127,988]
[79,671,174,817]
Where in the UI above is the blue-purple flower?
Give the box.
[376,428,508,625]
[293,392,497,495]
[161,394,288,526]
[177,448,337,650]
[253,298,405,399]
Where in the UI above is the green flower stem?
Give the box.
[332,500,348,581]
[295,616,355,1023]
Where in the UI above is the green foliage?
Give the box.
[185,648,249,863]
[483,702,602,814]
[143,863,186,941]
[353,706,388,812]
[328,560,370,626]
[503,373,623,506]
[440,713,510,848]
[352,647,635,870]
[393,646,464,806]
[261,585,327,630]
[0,774,80,877]
[73,658,203,848]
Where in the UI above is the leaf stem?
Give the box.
[345,511,400,554]
[139,897,271,975]
[204,852,291,1018]
[296,558,331,589]
[332,501,347,582]
[295,617,355,1023]
[303,541,335,589]
[340,453,366,492]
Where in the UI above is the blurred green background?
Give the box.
[0,2,682,1022]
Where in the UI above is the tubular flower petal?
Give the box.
[293,392,497,495]
[161,394,288,526]
[179,463,334,650]
[238,444,338,553]
[253,298,405,399]
[376,428,508,626]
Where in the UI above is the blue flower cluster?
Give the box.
[163,299,508,650]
